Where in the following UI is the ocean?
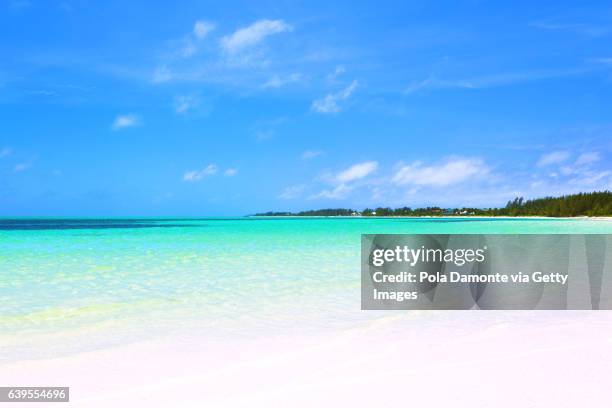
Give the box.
[1,217,611,361]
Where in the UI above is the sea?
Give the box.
[1,217,611,361]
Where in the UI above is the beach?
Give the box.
[5,0,612,404]
[1,217,612,406]
[4,312,612,407]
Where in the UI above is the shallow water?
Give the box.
[1,217,611,360]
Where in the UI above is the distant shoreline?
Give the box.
[249,215,612,220]
[253,191,612,218]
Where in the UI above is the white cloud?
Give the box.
[184,20,216,57]
[220,19,292,54]
[571,170,611,185]
[112,114,140,130]
[276,161,376,202]
[545,150,609,187]
[158,20,217,62]
[301,150,323,159]
[310,184,352,200]
[292,160,377,201]
[262,73,302,89]
[311,80,358,114]
[591,58,612,66]
[255,129,275,141]
[280,150,607,207]
[152,65,173,83]
[224,168,238,177]
[174,95,198,114]
[181,41,197,58]
[404,69,587,94]
[537,151,570,167]
[279,185,306,199]
[530,21,607,37]
[327,65,346,82]
[336,160,378,183]
[575,152,600,166]
[14,162,30,172]
[559,165,575,176]
[251,117,287,141]
[392,158,487,186]
[404,77,475,94]
[193,20,215,39]
[0,147,11,158]
[183,164,218,181]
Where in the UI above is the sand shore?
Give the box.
[2,312,610,407]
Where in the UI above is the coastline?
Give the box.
[249,215,612,220]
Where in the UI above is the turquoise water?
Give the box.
[1,217,611,359]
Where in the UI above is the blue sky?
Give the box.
[1,0,611,215]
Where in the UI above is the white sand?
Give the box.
[2,312,611,407]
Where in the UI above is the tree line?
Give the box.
[254,191,612,217]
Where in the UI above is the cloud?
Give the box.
[327,65,346,82]
[297,160,377,201]
[155,19,217,64]
[174,95,199,114]
[310,184,352,200]
[301,150,324,159]
[280,148,607,206]
[152,65,173,83]
[336,160,378,183]
[537,151,570,167]
[547,151,608,187]
[552,164,611,186]
[571,170,611,185]
[183,164,218,181]
[392,158,487,186]
[181,41,197,58]
[311,80,358,114]
[224,168,238,177]
[251,117,287,141]
[254,129,275,141]
[591,58,612,66]
[279,185,306,199]
[0,147,11,158]
[404,77,475,94]
[14,162,30,172]
[279,148,607,206]
[404,69,588,94]
[262,73,302,89]
[575,152,600,166]
[182,20,216,57]
[193,20,215,39]
[530,21,608,37]
[220,19,292,54]
[112,114,140,130]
